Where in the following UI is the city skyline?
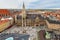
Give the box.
[0,0,60,9]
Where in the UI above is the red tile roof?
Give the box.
[0,20,9,25]
[0,9,10,14]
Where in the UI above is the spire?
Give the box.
[23,2,25,9]
[22,2,26,18]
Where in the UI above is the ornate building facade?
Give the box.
[15,3,47,27]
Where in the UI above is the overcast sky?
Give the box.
[0,0,60,9]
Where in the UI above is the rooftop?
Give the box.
[0,9,10,14]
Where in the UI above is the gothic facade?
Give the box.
[15,3,47,27]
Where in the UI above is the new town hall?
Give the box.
[15,3,47,27]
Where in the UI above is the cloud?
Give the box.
[17,0,39,9]
[0,0,60,9]
[28,0,60,9]
[0,0,39,9]
[0,0,19,9]
[18,0,38,3]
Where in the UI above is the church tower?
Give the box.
[22,2,26,27]
[23,2,25,10]
[22,2,26,19]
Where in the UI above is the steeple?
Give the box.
[22,2,26,27]
[22,2,26,18]
[23,2,25,10]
